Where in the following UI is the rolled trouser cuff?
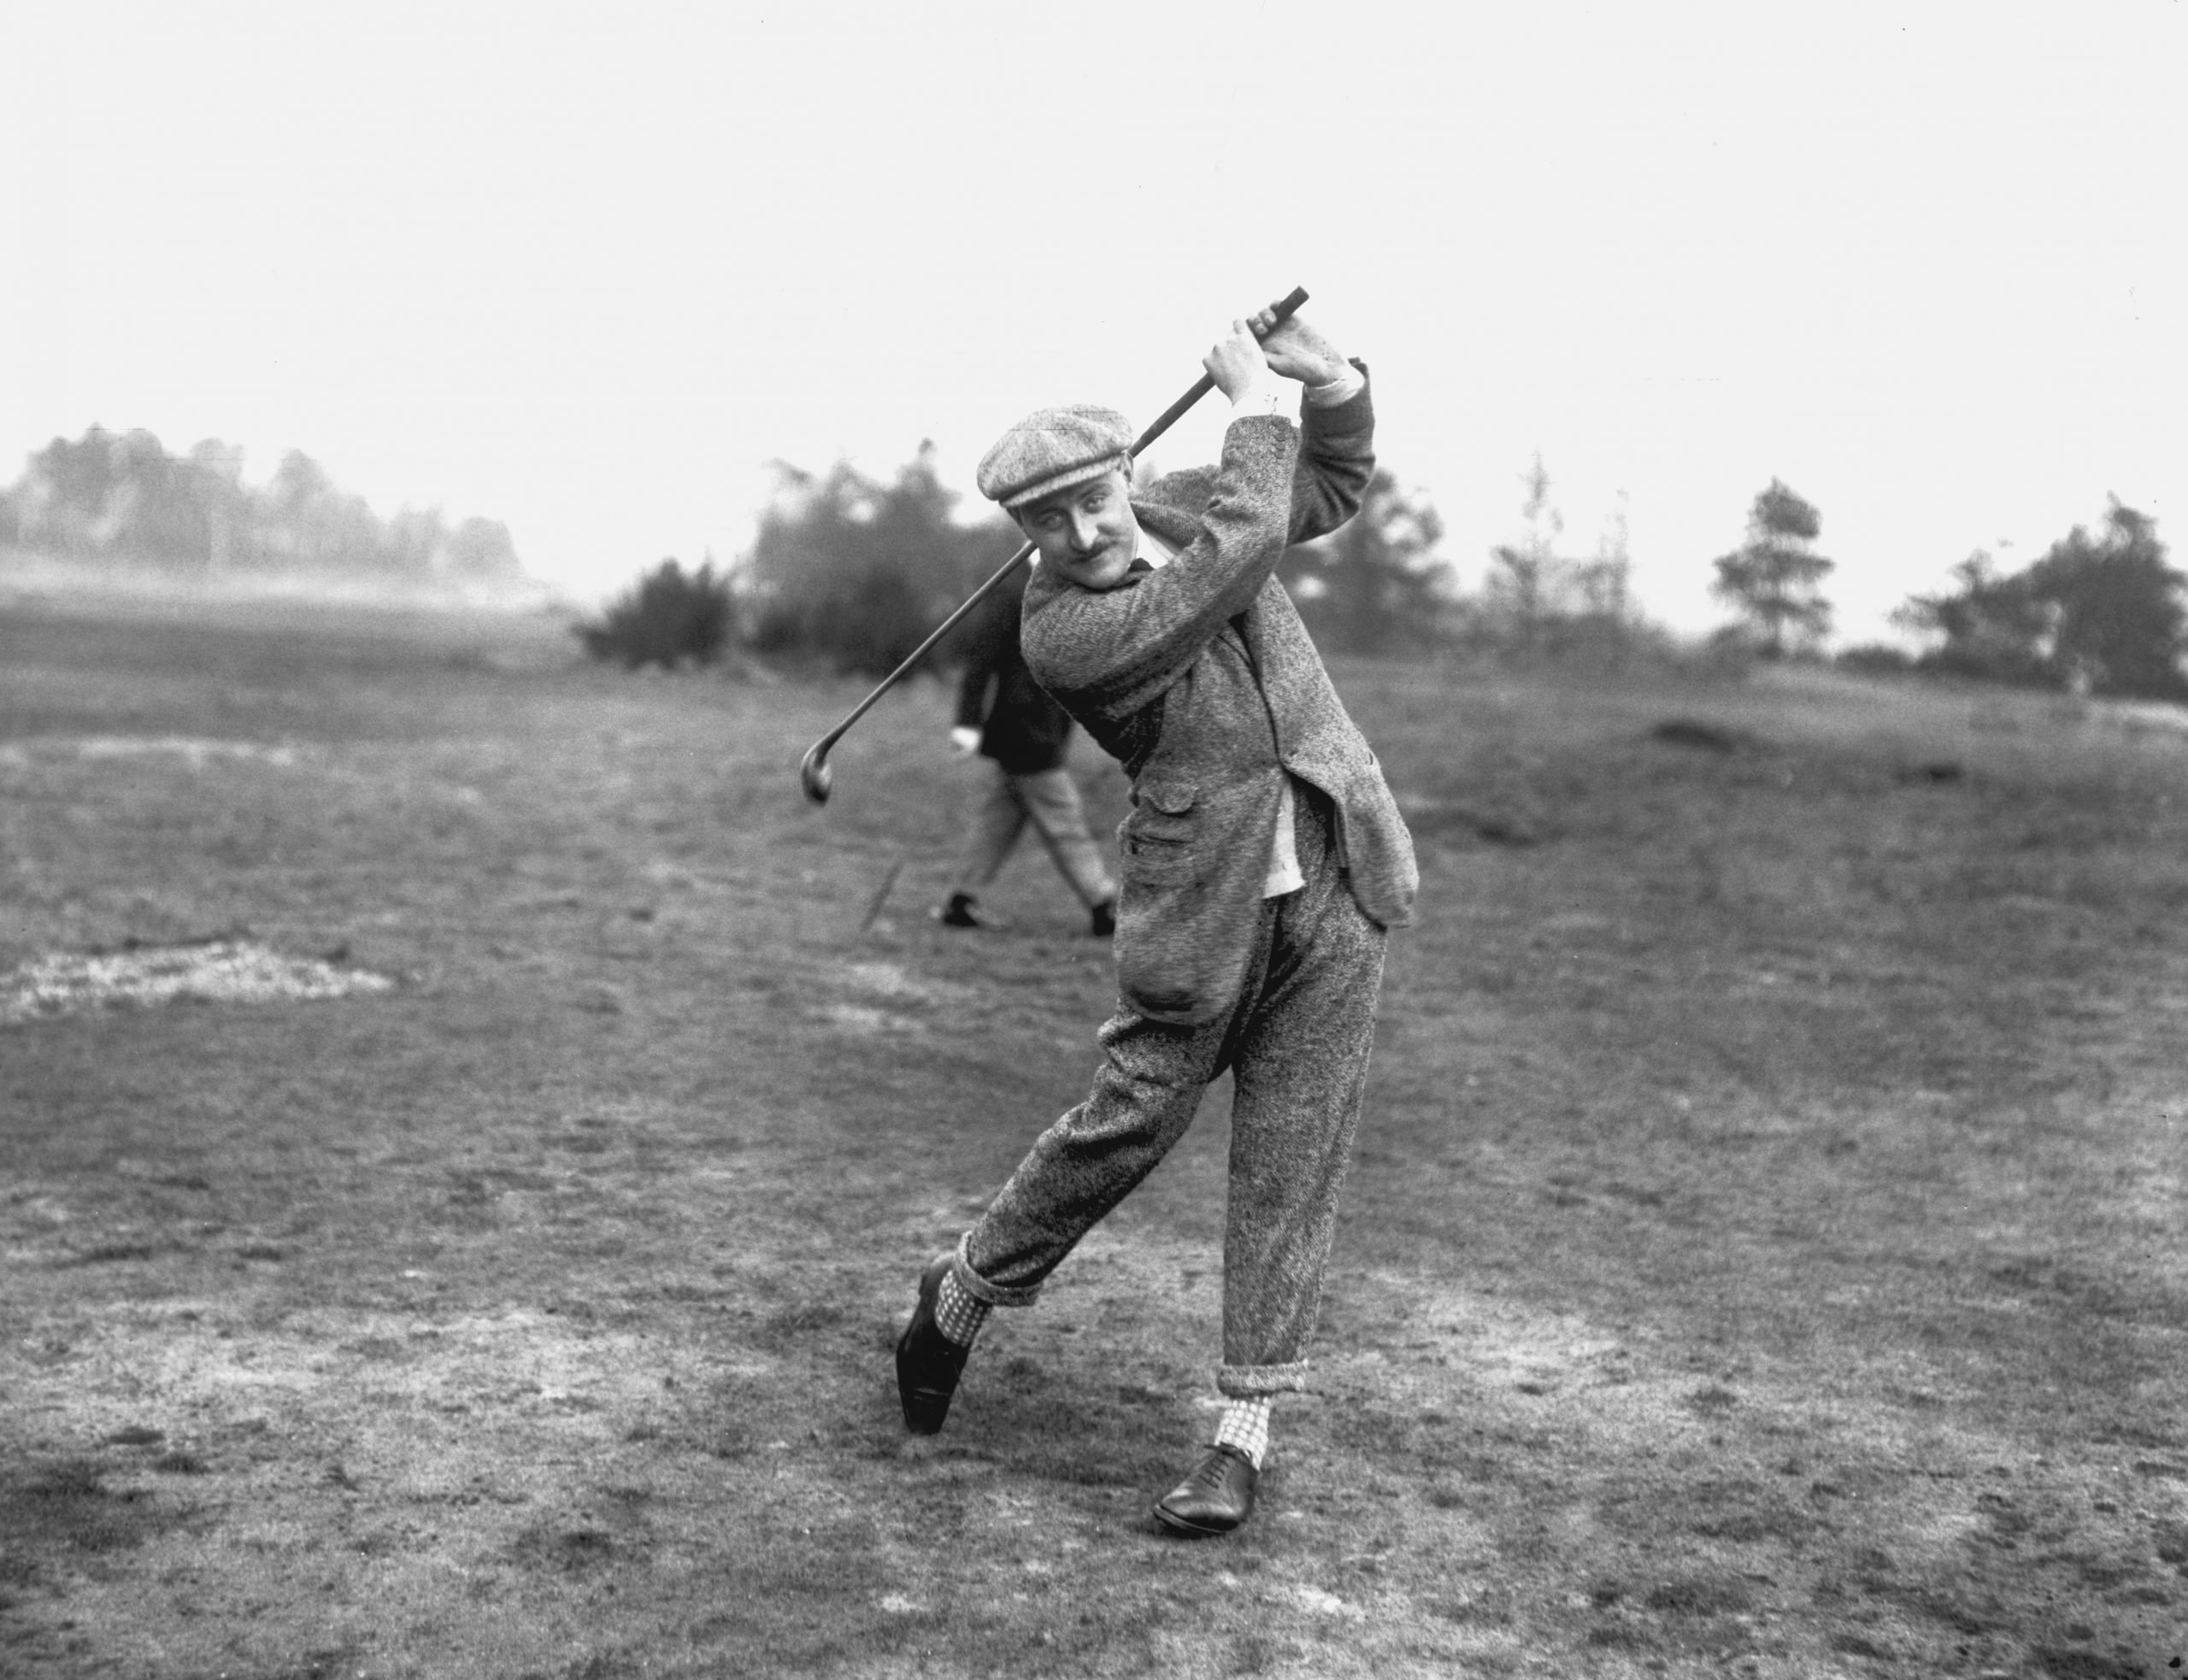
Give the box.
[1217,1360,1311,1398]
[952,1231,1042,1308]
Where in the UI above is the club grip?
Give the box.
[1256,286,1310,338]
[1128,285,1310,458]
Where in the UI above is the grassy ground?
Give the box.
[2,590,2183,1679]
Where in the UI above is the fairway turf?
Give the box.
[3,591,2184,1677]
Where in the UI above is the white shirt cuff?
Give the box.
[1303,361,1365,408]
[1227,373,1292,420]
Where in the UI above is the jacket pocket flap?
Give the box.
[1138,778,1197,815]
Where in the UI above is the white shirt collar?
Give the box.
[1135,526,1178,568]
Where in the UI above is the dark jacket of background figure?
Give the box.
[1020,370,1418,1026]
[952,566,1074,774]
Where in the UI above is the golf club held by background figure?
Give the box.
[797,286,1310,805]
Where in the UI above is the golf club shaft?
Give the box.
[799,286,1310,803]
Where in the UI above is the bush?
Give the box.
[1835,643,1916,677]
[576,559,735,670]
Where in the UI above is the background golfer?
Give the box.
[935,563,1118,937]
[895,303,1418,1536]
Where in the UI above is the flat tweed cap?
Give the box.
[977,404,1133,510]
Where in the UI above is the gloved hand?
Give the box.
[950,726,980,756]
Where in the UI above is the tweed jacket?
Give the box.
[1020,370,1418,1025]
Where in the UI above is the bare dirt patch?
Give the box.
[1,939,394,1025]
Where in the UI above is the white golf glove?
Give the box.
[950,726,980,756]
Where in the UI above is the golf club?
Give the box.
[798,285,1310,805]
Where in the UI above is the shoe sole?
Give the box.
[1152,1503,1246,1538]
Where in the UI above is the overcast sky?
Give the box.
[4,1,2182,642]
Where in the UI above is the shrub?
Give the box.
[1835,643,1916,677]
[576,559,735,670]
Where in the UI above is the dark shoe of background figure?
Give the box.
[937,894,986,929]
[1153,1443,1257,1536]
[895,1254,970,1434]
[1088,896,1116,938]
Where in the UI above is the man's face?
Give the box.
[1016,469,1138,591]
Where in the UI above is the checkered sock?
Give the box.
[934,1270,989,1347]
[1214,1396,1273,1469]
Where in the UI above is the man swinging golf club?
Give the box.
[895,301,1418,1536]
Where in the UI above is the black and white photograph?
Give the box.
[3,3,2183,1675]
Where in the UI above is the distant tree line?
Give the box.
[583,438,1687,674]
[1700,477,2188,703]
[24,420,2179,701]
[565,438,2188,707]
[0,426,522,584]
[583,443,1492,674]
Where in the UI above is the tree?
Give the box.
[1278,467,1452,655]
[265,450,340,568]
[1576,490,1634,626]
[1894,549,2054,687]
[1473,455,1644,660]
[2024,499,2185,697]
[738,442,1012,676]
[1484,453,1571,654]
[18,427,124,553]
[1893,502,2185,698]
[384,507,450,577]
[108,429,202,562]
[11,426,197,562]
[1712,479,1833,655]
[186,439,248,574]
[444,516,521,579]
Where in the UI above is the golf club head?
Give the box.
[798,739,833,805]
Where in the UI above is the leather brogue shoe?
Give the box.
[895,1254,971,1434]
[1153,1442,1258,1537]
